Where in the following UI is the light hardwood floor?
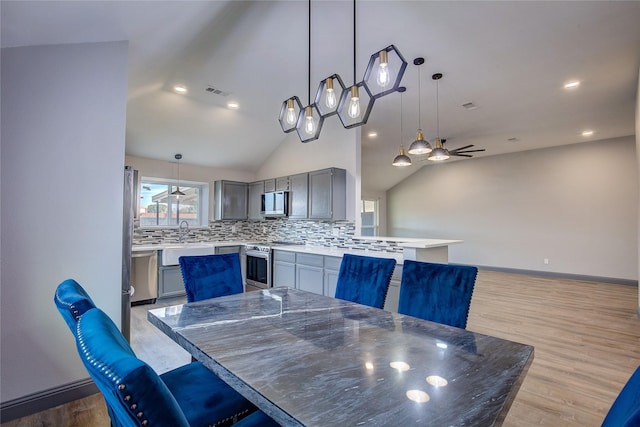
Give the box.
[3,270,639,426]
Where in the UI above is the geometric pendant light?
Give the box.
[408,57,432,155]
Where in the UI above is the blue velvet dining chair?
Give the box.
[398,260,478,329]
[602,365,640,426]
[54,278,98,332]
[334,254,396,309]
[179,253,244,302]
[75,307,279,427]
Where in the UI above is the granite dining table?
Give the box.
[147,287,534,426]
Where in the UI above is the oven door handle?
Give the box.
[245,250,270,259]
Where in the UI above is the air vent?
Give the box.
[507,137,519,142]
[461,102,477,110]
[205,86,230,97]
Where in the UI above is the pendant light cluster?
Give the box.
[279,0,407,143]
[392,64,486,166]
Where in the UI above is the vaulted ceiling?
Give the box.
[3,1,639,191]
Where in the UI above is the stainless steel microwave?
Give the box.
[261,191,289,217]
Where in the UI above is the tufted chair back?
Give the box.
[54,278,97,333]
[76,308,191,426]
[179,253,243,302]
[602,365,640,426]
[334,254,397,309]
[398,260,478,329]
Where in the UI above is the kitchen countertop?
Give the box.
[270,244,405,263]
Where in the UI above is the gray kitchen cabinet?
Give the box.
[308,168,346,220]
[383,265,403,313]
[288,172,309,219]
[214,180,248,220]
[263,179,276,192]
[158,265,185,299]
[324,256,342,297]
[275,176,289,191]
[273,250,296,288]
[248,181,264,220]
[296,253,324,295]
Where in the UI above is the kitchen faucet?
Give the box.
[179,220,189,243]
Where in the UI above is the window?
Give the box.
[361,199,378,236]
[139,178,207,227]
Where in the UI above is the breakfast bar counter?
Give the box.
[148,288,533,426]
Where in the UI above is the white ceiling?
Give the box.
[3,1,639,192]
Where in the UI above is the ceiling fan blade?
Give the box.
[450,153,473,157]
[451,148,486,154]
[450,144,474,151]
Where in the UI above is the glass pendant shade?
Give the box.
[364,45,408,99]
[315,74,346,118]
[296,104,324,143]
[392,147,412,166]
[428,138,450,161]
[337,82,374,129]
[408,129,432,155]
[278,96,303,133]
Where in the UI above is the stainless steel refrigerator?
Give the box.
[121,166,138,341]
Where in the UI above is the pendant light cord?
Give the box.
[353,0,356,85]
[400,91,403,143]
[418,66,422,129]
[436,77,439,137]
[308,0,311,105]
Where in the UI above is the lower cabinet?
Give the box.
[158,265,185,299]
[323,256,341,298]
[273,250,296,288]
[296,253,324,295]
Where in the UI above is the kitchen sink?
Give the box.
[161,243,217,266]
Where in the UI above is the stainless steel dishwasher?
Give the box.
[131,250,158,305]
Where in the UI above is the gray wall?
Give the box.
[388,136,638,281]
[1,41,128,402]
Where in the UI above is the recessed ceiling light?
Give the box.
[368,131,378,138]
[564,81,580,89]
[227,101,239,109]
[582,130,594,137]
[174,85,187,93]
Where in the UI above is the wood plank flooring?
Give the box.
[3,270,638,426]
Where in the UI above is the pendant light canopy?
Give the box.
[408,57,432,155]
[428,73,450,161]
[392,87,412,167]
[171,154,186,197]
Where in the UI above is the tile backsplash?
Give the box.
[133,219,403,253]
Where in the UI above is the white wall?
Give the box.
[388,136,638,281]
[257,118,361,223]
[636,66,640,305]
[1,41,128,402]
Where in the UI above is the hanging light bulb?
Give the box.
[348,86,361,119]
[428,138,450,161]
[304,106,315,135]
[285,99,297,125]
[324,77,337,109]
[376,50,390,88]
[408,58,432,155]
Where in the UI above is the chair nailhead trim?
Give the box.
[141,420,148,426]
[118,384,126,390]
[124,395,131,401]
[130,403,137,410]
[137,411,144,418]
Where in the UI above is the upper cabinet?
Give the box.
[248,181,264,220]
[288,173,309,219]
[214,180,248,220]
[264,177,289,192]
[308,168,346,220]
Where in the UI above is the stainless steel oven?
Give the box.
[244,243,271,292]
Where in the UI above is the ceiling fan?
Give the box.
[442,139,486,158]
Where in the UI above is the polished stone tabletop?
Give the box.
[148,288,534,426]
